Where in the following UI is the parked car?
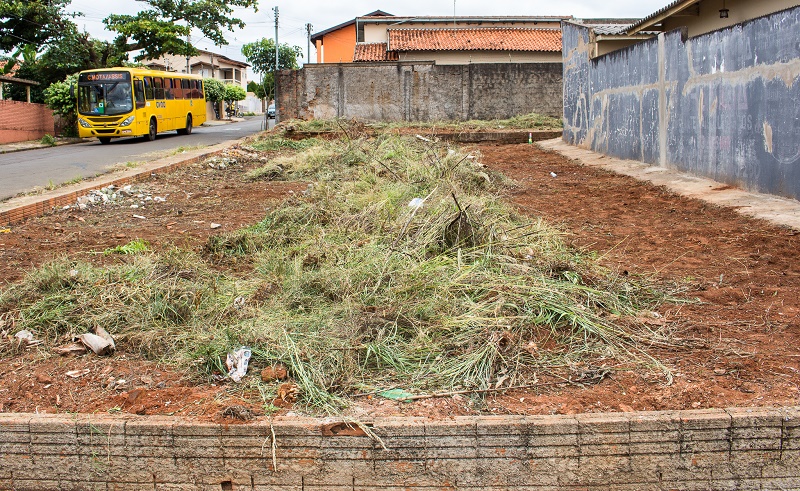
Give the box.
[267,103,275,118]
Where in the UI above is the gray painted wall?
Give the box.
[562,7,800,200]
[277,62,563,122]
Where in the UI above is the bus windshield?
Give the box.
[77,72,133,116]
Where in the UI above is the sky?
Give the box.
[66,0,671,72]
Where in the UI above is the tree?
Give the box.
[104,0,258,61]
[3,26,127,104]
[203,78,225,103]
[223,84,246,104]
[247,80,265,100]
[0,0,75,53]
[241,38,301,100]
[42,73,78,136]
[222,84,246,118]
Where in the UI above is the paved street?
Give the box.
[0,117,270,200]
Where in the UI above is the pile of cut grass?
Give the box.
[0,132,677,414]
[281,112,562,134]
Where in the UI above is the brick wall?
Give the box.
[0,100,55,144]
[277,62,563,122]
[1,407,798,490]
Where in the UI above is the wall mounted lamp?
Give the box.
[719,0,729,18]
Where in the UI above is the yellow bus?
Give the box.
[75,67,207,144]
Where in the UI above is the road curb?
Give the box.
[0,138,89,155]
[0,141,233,227]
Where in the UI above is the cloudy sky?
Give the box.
[66,0,670,68]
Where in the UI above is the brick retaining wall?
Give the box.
[0,147,224,227]
[0,100,55,144]
[1,407,798,490]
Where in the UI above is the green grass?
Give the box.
[0,131,680,415]
[103,239,151,256]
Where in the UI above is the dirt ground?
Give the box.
[1,138,798,421]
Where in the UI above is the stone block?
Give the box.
[12,479,61,491]
[572,454,633,485]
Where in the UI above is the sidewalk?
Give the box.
[0,137,86,154]
[538,138,800,231]
[0,118,242,154]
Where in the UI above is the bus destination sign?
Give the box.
[79,72,131,83]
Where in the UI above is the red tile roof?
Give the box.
[388,28,562,52]
[353,43,399,62]
[0,60,18,76]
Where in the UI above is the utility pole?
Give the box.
[306,23,313,64]
[273,6,279,123]
[186,32,191,73]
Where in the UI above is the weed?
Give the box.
[40,134,57,146]
[103,239,150,256]
[171,145,207,155]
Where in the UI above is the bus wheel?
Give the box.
[146,118,157,141]
[98,137,111,145]
[178,114,193,135]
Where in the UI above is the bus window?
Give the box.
[134,80,146,109]
[198,80,203,99]
[171,79,183,99]
[181,79,190,99]
[106,82,133,113]
[164,79,173,100]
[153,77,165,99]
[144,77,154,100]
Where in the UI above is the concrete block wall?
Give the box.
[277,62,563,123]
[1,407,798,490]
[562,6,800,200]
[0,100,55,144]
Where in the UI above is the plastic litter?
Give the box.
[14,330,34,343]
[226,347,252,383]
[550,172,558,178]
[407,197,425,209]
[77,326,115,356]
[378,388,415,402]
[14,330,42,348]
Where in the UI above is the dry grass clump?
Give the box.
[0,132,677,414]
[280,112,562,134]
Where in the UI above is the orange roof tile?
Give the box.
[0,60,18,76]
[353,43,399,62]
[388,28,562,52]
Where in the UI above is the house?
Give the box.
[143,50,251,118]
[583,0,797,58]
[353,15,568,64]
[313,13,570,65]
[561,2,800,200]
[144,49,249,90]
[311,10,393,63]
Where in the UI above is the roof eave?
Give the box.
[0,75,39,86]
[595,34,656,41]
[626,0,698,35]
[362,16,571,24]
